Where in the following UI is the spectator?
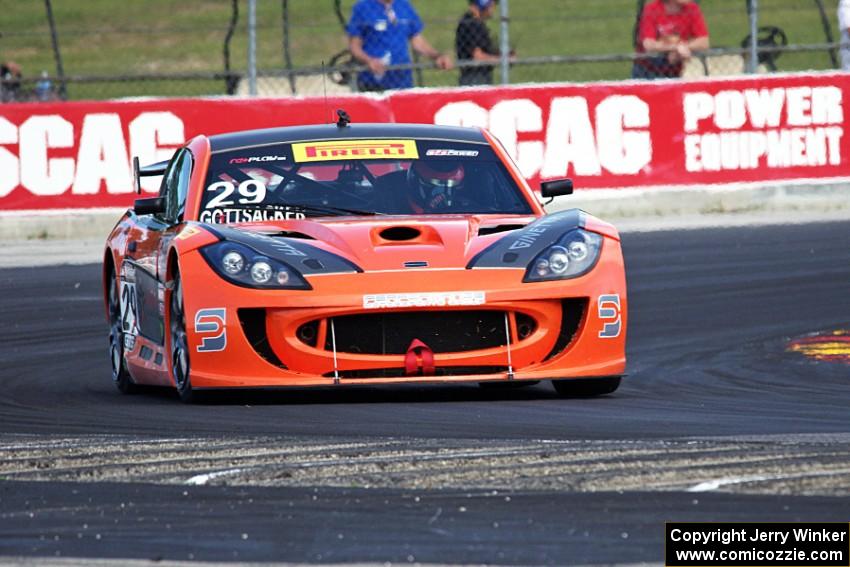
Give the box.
[347,0,453,92]
[456,0,503,86]
[0,60,22,103]
[840,0,850,71]
[633,0,709,80]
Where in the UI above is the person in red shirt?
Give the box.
[633,0,709,79]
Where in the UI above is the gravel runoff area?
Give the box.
[0,434,848,496]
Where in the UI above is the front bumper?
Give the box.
[179,239,627,388]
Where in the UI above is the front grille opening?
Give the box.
[324,366,508,379]
[238,308,287,369]
[325,311,510,355]
[515,312,537,340]
[296,320,319,347]
[543,298,588,361]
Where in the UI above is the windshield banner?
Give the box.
[0,72,847,211]
[292,139,419,162]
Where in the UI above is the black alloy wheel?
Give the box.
[169,272,195,403]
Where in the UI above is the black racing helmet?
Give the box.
[407,160,466,212]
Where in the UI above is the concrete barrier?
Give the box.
[2,181,848,242]
[2,181,848,269]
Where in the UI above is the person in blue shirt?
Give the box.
[347,0,453,91]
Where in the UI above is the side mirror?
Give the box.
[541,179,574,199]
[133,197,166,216]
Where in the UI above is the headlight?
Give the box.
[200,241,311,290]
[547,246,570,275]
[250,260,273,284]
[524,229,602,282]
[222,251,245,275]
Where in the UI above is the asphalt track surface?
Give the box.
[1,221,849,565]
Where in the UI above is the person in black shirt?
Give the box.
[455,0,502,86]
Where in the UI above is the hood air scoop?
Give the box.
[373,225,443,247]
[379,226,422,241]
[371,224,444,249]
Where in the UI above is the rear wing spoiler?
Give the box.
[133,157,168,194]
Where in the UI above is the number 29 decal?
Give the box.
[119,281,139,336]
[205,180,267,209]
[598,294,622,339]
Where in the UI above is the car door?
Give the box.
[124,149,193,378]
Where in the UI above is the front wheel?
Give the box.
[552,376,621,398]
[169,272,195,403]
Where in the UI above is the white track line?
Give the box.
[687,468,850,492]
[185,468,244,486]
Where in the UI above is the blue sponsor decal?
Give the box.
[598,295,622,339]
[195,308,227,352]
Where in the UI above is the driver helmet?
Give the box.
[407,160,466,212]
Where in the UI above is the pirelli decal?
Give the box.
[292,139,419,162]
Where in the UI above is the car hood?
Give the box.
[204,210,596,273]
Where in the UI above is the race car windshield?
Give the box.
[200,139,533,223]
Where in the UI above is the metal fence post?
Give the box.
[500,0,510,85]
[248,0,258,96]
[747,0,759,74]
[44,0,67,99]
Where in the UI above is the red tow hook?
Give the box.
[404,339,435,376]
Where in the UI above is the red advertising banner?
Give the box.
[392,72,849,189]
[0,97,391,211]
[1,72,847,211]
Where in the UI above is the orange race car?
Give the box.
[103,116,627,402]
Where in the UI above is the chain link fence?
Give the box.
[0,0,845,102]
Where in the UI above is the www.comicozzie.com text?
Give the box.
[670,526,847,546]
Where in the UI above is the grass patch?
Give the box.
[1,0,842,100]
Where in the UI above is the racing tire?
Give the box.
[107,267,138,394]
[552,376,621,398]
[169,271,196,404]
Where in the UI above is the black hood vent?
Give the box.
[479,224,526,237]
